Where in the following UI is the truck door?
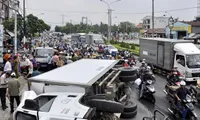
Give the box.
[174,53,186,77]
[157,42,164,67]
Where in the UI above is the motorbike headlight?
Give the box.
[186,71,192,78]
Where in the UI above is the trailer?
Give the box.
[139,38,200,82]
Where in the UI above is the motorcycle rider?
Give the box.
[175,81,190,119]
[168,67,182,84]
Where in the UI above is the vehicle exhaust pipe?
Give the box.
[163,89,167,95]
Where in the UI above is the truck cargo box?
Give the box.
[139,38,193,71]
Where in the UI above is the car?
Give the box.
[104,45,118,55]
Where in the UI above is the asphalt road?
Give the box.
[135,74,200,120]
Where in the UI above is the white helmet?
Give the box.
[11,72,16,77]
[180,81,186,86]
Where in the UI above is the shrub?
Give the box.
[131,44,136,50]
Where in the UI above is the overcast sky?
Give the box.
[19,0,197,28]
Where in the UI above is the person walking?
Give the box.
[4,58,12,73]
[47,53,52,71]
[6,72,20,113]
[0,72,10,110]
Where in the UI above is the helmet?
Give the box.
[11,72,16,77]
[142,61,145,64]
[180,81,186,86]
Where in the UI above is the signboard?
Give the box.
[172,25,192,33]
[0,25,3,63]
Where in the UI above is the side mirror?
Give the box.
[23,99,39,111]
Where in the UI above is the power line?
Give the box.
[26,6,197,15]
[114,6,198,15]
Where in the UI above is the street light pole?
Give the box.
[152,0,154,38]
[100,0,121,43]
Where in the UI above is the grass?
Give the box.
[112,44,140,56]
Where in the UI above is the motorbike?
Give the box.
[189,85,200,103]
[163,75,182,94]
[167,94,198,120]
[137,70,156,104]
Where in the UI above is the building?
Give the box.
[141,16,169,37]
[136,23,143,29]
[0,0,10,24]
[165,21,200,39]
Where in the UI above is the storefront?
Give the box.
[165,22,192,39]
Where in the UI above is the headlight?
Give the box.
[186,71,192,78]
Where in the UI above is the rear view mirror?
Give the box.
[23,99,39,111]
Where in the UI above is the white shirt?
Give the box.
[4,61,12,72]
[28,60,33,74]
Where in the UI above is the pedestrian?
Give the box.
[52,53,59,69]
[6,72,20,113]
[13,56,20,78]
[47,53,53,71]
[4,58,12,73]
[0,72,10,110]
[56,56,64,67]
[25,59,33,78]
[31,56,37,70]
[3,50,11,64]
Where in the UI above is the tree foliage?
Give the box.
[55,21,141,34]
[2,14,50,38]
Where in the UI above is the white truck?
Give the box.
[13,59,138,120]
[34,47,54,69]
[140,38,200,82]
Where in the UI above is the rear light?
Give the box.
[83,108,96,119]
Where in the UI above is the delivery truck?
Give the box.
[139,38,200,82]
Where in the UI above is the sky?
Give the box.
[18,0,197,29]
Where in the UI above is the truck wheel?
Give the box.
[120,110,137,118]
[114,65,123,68]
[119,67,138,76]
[119,74,138,82]
[88,99,124,113]
[123,101,137,112]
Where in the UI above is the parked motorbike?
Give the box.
[167,95,198,120]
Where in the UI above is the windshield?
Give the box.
[36,49,53,57]
[186,54,200,68]
[108,45,115,49]
[94,40,104,44]
[93,35,102,39]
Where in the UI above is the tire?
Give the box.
[119,74,138,82]
[150,95,156,104]
[120,110,137,118]
[114,65,123,68]
[123,101,137,112]
[87,99,124,113]
[119,67,138,76]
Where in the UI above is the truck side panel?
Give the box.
[139,39,158,65]
[140,39,173,71]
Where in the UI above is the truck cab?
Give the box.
[174,43,200,81]
[34,47,54,69]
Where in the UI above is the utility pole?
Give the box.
[108,9,112,42]
[14,0,19,54]
[152,0,154,38]
[23,0,26,38]
[62,14,64,26]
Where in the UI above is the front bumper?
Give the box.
[185,77,199,82]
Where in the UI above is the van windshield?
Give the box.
[36,49,53,57]
[186,54,200,68]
